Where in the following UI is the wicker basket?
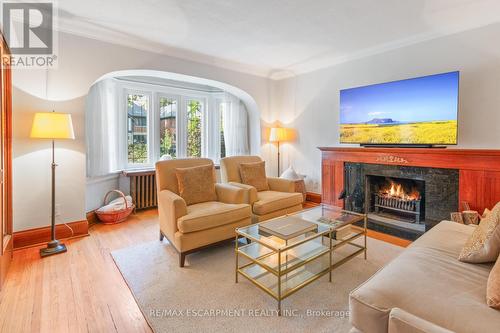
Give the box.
[96,190,135,225]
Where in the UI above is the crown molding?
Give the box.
[55,17,500,81]
[55,18,273,79]
[270,21,500,80]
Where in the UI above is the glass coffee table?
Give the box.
[235,205,367,313]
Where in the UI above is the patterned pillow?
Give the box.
[459,202,500,263]
[239,161,269,191]
[175,164,217,205]
[487,255,500,309]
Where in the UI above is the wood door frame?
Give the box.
[0,31,13,290]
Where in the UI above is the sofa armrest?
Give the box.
[158,190,188,238]
[388,308,454,333]
[267,177,295,193]
[215,183,246,204]
[228,182,258,205]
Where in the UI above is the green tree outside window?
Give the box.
[187,100,202,157]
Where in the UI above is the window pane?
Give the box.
[187,100,202,157]
[127,93,149,164]
[219,102,227,159]
[160,97,177,159]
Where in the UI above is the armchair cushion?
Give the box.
[220,155,262,183]
[156,158,213,194]
[175,164,217,205]
[253,190,304,215]
[215,183,246,204]
[239,161,269,191]
[267,177,295,193]
[177,201,251,233]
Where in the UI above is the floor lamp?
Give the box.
[269,127,293,176]
[31,111,75,258]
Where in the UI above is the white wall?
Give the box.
[272,23,500,193]
[13,32,273,232]
[14,23,500,231]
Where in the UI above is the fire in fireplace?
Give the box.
[379,181,421,201]
[366,176,425,224]
[374,180,422,223]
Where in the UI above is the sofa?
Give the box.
[219,155,304,222]
[349,221,500,333]
[156,158,252,267]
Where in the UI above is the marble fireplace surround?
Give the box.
[343,162,459,228]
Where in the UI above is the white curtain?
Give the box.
[86,79,125,177]
[222,93,249,156]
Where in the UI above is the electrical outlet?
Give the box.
[55,204,61,217]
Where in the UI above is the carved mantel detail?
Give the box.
[375,155,409,164]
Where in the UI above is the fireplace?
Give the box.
[319,147,500,240]
[366,176,424,224]
[344,163,459,240]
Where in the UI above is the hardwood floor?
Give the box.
[0,206,410,332]
[366,229,412,248]
[0,210,158,333]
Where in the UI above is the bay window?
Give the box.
[86,78,250,178]
[120,81,247,169]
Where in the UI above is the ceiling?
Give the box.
[49,0,500,78]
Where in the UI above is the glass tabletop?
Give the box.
[236,205,365,251]
[295,204,365,230]
[236,214,332,251]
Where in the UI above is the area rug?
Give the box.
[112,237,402,333]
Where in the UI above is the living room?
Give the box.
[0,1,499,332]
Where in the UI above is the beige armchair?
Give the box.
[220,156,304,222]
[156,158,252,267]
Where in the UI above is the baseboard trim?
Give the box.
[13,220,89,250]
[306,192,321,204]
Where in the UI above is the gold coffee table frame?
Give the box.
[235,205,367,314]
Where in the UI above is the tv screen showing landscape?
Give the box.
[339,71,459,145]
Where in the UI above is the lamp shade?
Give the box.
[30,112,75,139]
[269,127,293,142]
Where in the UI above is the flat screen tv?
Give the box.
[339,71,459,145]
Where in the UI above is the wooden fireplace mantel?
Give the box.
[318,147,500,213]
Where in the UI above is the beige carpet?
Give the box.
[112,237,402,333]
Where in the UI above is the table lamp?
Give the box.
[269,127,293,176]
[30,111,75,257]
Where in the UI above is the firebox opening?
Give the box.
[366,176,425,224]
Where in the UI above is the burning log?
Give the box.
[374,180,422,223]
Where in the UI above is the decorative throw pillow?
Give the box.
[175,164,217,205]
[459,202,500,263]
[487,255,500,309]
[239,161,269,191]
[280,166,305,180]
